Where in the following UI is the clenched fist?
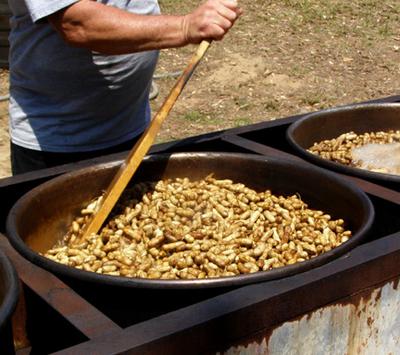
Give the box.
[182,0,243,44]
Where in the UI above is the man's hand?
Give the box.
[182,0,242,44]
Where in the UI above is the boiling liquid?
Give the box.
[351,142,400,175]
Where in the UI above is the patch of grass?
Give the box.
[300,92,327,106]
[289,64,311,78]
[182,110,207,122]
[378,22,392,37]
[281,0,342,24]
[279,0,399,41]
[181,110,219,125]
[233,117,252,127]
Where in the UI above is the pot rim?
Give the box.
[287,102,400,184]
[6,152,375,290]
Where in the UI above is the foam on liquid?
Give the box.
[351,142,400,175]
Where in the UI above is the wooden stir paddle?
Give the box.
[80,40,211,241]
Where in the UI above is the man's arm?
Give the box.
[48,0,242,54]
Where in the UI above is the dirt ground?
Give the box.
[1,0,400,178]
[0,70,9,177]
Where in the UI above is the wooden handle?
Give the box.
[80,40,211,240]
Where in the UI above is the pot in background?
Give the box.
[287,103,400,185]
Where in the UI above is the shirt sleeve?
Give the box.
[25,0,80,22]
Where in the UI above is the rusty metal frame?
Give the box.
[0,94,399,354]
[52,231,400,355]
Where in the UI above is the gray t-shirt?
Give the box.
[8,0,160,152]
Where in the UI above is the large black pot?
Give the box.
[0,248,19,355]
[287,103,400,185]
[6,153,374,326]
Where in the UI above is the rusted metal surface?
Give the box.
[223,279,400,354]
[0,246,19,355]
[0,235,121,339]
[11,282,30,351]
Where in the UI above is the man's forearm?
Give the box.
[49,0,242,54]
[49,0,187,54]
